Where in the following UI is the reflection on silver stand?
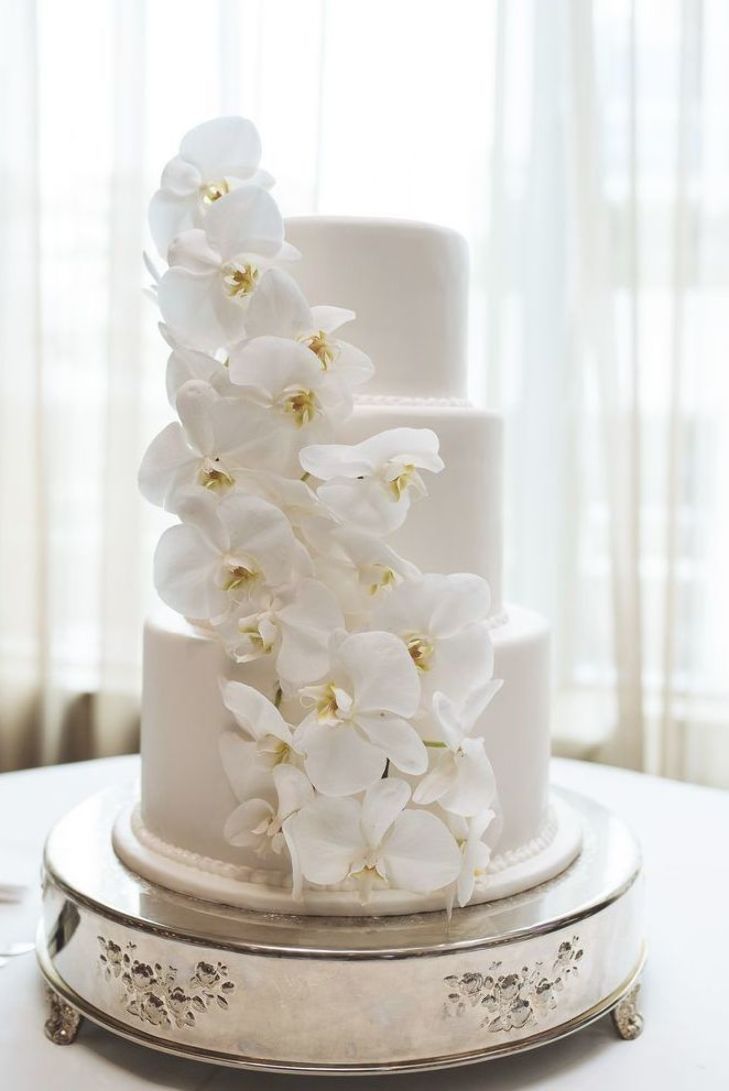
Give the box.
[37,785,644,1074]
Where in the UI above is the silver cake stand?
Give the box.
[37,784,645,1074]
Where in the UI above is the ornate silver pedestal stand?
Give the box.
[37,785,644,1074]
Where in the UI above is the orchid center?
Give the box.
[237,622,272,654]
[406,633,435,671]
[200,178,230,205]
[280,386,319,427]
[350,860,383,881]
[198,457,234,492]
[222,557,260,593]
[302,682,354,723]
[251,812,285,855]
[363,564,397,596]
[257,735,292,766]
[300,329,337,370]
[386,462,420,500]
[223,262,260,299]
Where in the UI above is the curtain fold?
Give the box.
[0,0,727,785]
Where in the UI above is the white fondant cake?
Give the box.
[119,119,581,916]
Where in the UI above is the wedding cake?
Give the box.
[113,116,582,916]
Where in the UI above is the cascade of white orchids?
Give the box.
[142,117,503,908]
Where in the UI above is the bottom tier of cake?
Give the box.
[114,605,581,915]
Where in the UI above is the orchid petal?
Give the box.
[272,764,314,821]
[176,379,218,456]
[381,811,461,893]
[153,523,226,620]
[149,190,189,256]
[243,268,312,340]
[360,778,410,850]
[217,491,298,586]
[180,116,262,179]
[204,184,284,264]
[172,487,229,551]
[299,443,374,480]
[337,631,420,717]
[299,721,386,796]
[427,625,495,703]
[168,229,221,272]
[412,753,456,806]
[309,305,355,333]
[356,713,428,775]
[228,334,322,396]
[438,737,498,817]
[276,579,343,685]
[289,796,364,885]
[166,346,230,404]
[430,574,491,635]
[318,478,410,535]
[224,798,273,847]
[158,267,244,355]
[218,729,264,802]
[355,428,443,471]
[138,421,198,508]
[160,155,200,195]
[221,680,293,745]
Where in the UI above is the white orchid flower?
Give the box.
[451,808,498,907]
[157,185,298,353]
[242,269,373,411]
[413,683,502,816]
[139,380,273,509]
[233,469,334,548]
[149,116,274,255]
[286,778,461,898]
[223,764,314,859]
[153,487,308,623]
[309,525,420,621]
[227,336,337,474]
[220,681,298,780]
[299,428,444,535]
[372,573,495,706]
[294,630,426,796]
[214,577,344,686]
[163,338,233,405]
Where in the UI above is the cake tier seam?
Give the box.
[354,394,471,408]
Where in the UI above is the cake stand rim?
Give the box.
[36,929,646,1075]
[41,784,641,960]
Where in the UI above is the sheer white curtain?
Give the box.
[1,0,727,783]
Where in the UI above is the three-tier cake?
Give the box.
[113,117,582,915]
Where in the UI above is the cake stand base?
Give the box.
[37,785,644,1075]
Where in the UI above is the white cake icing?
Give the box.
[125,121,582,916]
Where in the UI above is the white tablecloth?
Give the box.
[0,755,726,1089]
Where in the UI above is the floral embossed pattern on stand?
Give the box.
[444,935,583,1032]
[97,937,235,1029]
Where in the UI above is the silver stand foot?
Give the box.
[611,982,643,1040]
[44,986,83,1045]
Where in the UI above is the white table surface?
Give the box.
[0,755,727,1089]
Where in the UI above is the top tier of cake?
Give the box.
[284,217,469,401]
